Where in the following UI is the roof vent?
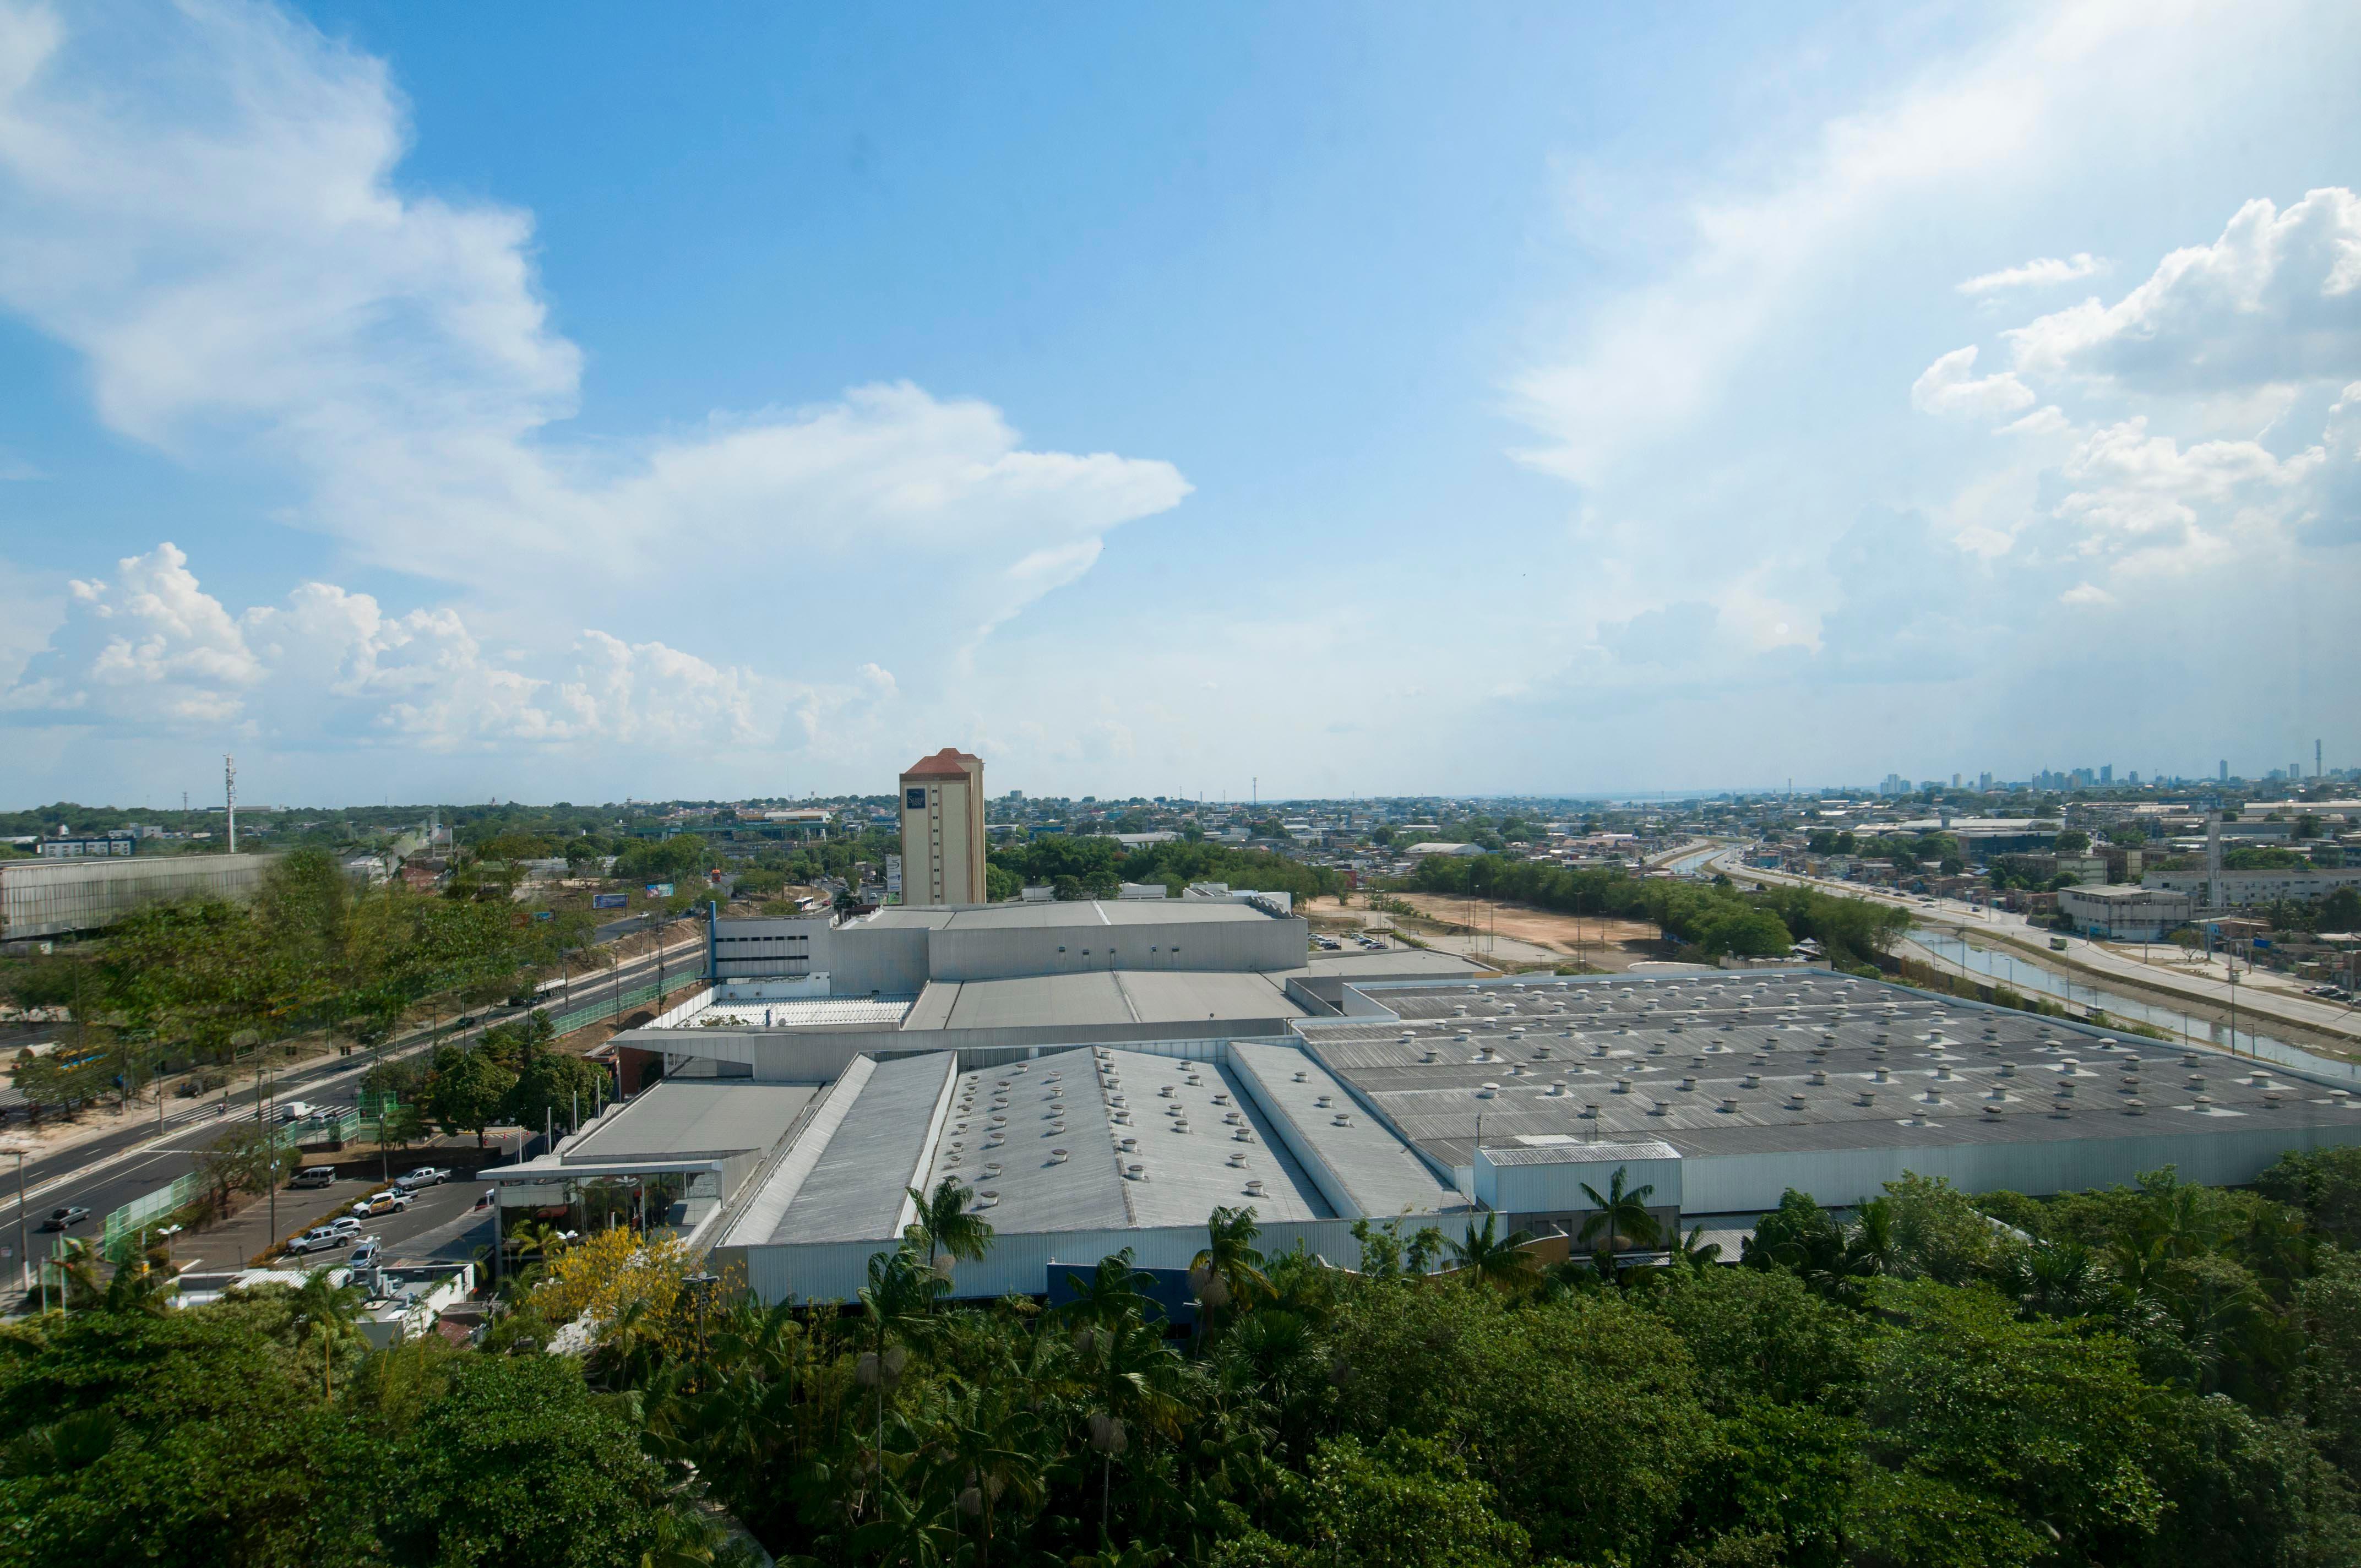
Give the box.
[1613,1076,1633,1094]
[1740,1074,1760,1089]
[1293,1071,1308,1082]
[1854,1088,1876,1107]
[1584,1101,1602,1119]
[1477,1082,1499,1098]
[1999,1063,2017,1077]
[2192,1095,2216,1113]
[1718,1097,1740,1114]
[1785,1092,1807,1110]
[1547,1080,1568,1096]
[1680,1075,1698,1091]
[1234,1128,1255,1142]
[1048,1148,1069,1163]
[1808,1069,1827,1086]
[976,1191,1000,1208]
[1651,1099,1672,1116]
[1227,1151,1247,1167]
[1315,1094,1332,1107]
[1331,1113,1351,1126]
[1244,1178,1266,1195]
[1118,1136,1138,1151]
[2123,1099,2146,1115]
[1125,1164,1147,1182]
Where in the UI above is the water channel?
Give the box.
[1902,927,2361,1084]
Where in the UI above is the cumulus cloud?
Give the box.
[1911,346,2038,420]
[1,542,897,753]
[1957,252,2106,294]
[0,0,1188,669]
[2005,187,2361,393]
[2058,581,2115,606]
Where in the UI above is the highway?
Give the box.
[6,931,704,1264]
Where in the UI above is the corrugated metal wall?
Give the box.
[2,852,279,939]
[737,1216,1370,1304]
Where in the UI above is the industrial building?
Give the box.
[2144,867,2361,910]
[0,851,280,943]
[2059,884,2195,941]
[489,898,2361,1305]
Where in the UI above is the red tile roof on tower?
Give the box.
[902,748,982,780]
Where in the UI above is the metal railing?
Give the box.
[550,979,667,1037]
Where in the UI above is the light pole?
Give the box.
[7,1147,26,1300]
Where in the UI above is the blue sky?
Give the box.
[1,1,2357,807]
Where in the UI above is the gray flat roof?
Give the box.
[901,969,1303,1032]
[1305,971,2353,1167]
[862,900,1277,932]
[764,1054,954,1243]
[567,1081,815,1162]
[1228,1041,1461,1217]
[1302,949,1484,980]
[915,1046,1337,1231]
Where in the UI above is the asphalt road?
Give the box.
[6,934,702,1255]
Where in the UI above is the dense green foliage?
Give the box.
[4,850,595,1112]
[989,835,1348,902]
[21,1151,2361,1566]
[1406,854,1912,965]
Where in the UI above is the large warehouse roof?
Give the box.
[861,900,1281,933]
[1303,972,2355,1170]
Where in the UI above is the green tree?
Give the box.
[288,1266,368,1400]
[382,1353,676,1567]
[194,1119,300,1215]
[1217,1432,1530,1568]
[422,1043,518,1146]
[1444,1213,1539,1294]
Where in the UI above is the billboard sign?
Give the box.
[592,892,628,910]
[646,882,674,897]
[885,855,902,903]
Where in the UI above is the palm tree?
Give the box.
[1669,1224,1723,1272]
[290,1266,367,1398]
[1057,1248,1153,1330]
[904,1175,996,1300]
[1189,1205,1272,1340]
[1577,1166,1662,1277]
[1444,1213,1539,1293]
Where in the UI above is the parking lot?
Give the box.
[154,1153,498,1276]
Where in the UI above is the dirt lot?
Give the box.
[1386,894,1666,963]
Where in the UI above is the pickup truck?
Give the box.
[350,1190,413,1218]
[287,1225,351,1256]
[394,1166,452,1191]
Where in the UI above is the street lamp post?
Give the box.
[7,1147,26,1300]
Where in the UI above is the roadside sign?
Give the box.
[592,892,628,909]
[646,882,674,897]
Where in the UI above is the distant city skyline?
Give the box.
[1,1,2357,806]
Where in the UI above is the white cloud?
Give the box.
[1505,1,2211,485]
[0,0,1188,666]
[1911,345,2038,419]
[0,541,902,754]
[2005,187,2361,393]
[1957,252,2106,294]
[2058,581,2115,606]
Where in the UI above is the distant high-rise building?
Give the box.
[1951,772,1962,787]
[900,747,987,907]
[2220,759,2229,783]
[1978,771,1993,791]
[2100,765,2113,784]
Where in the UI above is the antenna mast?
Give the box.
[224,754,237,853]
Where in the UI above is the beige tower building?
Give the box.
[899,748,987,906]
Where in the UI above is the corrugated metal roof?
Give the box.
[1229,1041,1462,1218]
[766,1054,955,1243]
[569,1081,815,1162]
[1308,971,2350,1169]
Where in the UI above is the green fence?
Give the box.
[101,1172,198,1262]
[550,979,666,1037]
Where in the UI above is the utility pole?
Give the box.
[9,1148,25,1299]
[224,754,237,853]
